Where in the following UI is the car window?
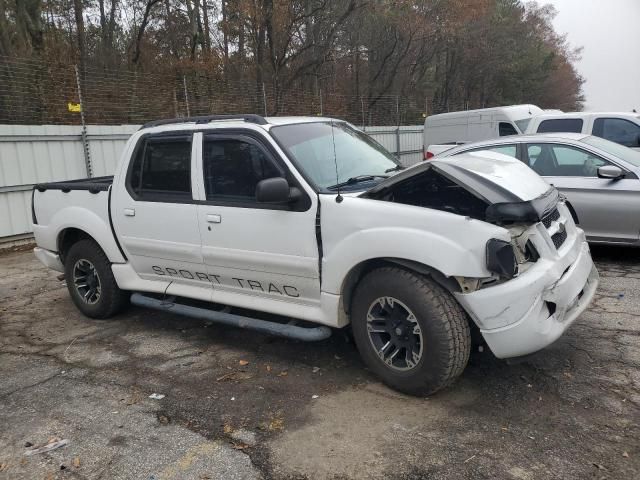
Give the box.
[526,143,610,177]
[537,119,584,133]
[129,136,192,200]
[203,136,283,202]
[464,145,517,158]
[499,122,518,136]
[581,135,640,167]
[592,118,640,147]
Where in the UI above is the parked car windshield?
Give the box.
[581,135,640,167]
[270,122,402,191]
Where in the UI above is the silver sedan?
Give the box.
[440,133,640,246]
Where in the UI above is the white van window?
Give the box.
[499,123,518,136]
[514,118,532,132]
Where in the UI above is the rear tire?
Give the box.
[64,239,128,319]
[351,267,471,396]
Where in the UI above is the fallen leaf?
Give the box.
[277,371,288,377]
[266,365,272,372]
[232,442,249,450]
[312,366,320,373]
[239,360,249,366]
[592,463,607,470]
[223,424,234,434]
[72,457,80,468]
[0,463,7,472]
[622,451,629,458]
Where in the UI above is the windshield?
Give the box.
[581,135,640,167]
[270,122,401,191]
[514,118,532,133]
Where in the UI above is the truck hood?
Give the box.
[364,151,559,225]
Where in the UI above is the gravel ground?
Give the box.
[0,246,638,479]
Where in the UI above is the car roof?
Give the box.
[139,115,343,134]
[425,104,540,120]
[447,132,590,150]
[439,133,595,157]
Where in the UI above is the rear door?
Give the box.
[194,131,321,308]
[524,142,640,243]
[112,132,209,288]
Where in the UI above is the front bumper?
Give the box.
[455,239,598,359]
[34,247,64,273]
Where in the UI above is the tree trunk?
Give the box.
[201,0,211,53]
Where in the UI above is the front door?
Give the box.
[194,132,321,308]
[525,142,640,243]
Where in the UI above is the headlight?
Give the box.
[486,239,517,279]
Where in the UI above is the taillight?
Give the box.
[424,151,435,160]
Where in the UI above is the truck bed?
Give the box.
[34,176,114,193]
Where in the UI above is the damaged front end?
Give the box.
[362,154,561,290]
[362,153,598,358]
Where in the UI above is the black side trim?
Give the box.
[315,197,323,284]
[141,114,268,129]
[108,186,127,261]
[35,176,113,193]
[31,187,38,224]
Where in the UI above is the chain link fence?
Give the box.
[0,56,470,127]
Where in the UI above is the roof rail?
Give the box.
[140,114,268,130]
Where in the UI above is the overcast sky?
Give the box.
[539,0,640,112]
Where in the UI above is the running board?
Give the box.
[130,293,332,342]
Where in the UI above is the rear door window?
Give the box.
[465,145,517,158]
[592,118,640,147]
[537,119,584,133]
[128,135,193,201]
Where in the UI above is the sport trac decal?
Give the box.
[151,266,300,298]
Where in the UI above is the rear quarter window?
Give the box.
[537,119,584,133]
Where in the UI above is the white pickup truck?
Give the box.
[32,114,599,395]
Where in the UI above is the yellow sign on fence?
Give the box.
[67,102,81,112]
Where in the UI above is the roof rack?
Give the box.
[140,114,268,130]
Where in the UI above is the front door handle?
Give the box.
[207,214,222,224]
[124,208,135,217]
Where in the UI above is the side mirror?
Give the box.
[255,177,299,203]
[597,165,624,180]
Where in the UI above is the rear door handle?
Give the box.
[124,208,135,217]
[207,214,221,224]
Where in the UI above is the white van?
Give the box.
[424,105,544,158]
[526,112,640,151]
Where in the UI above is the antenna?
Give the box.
[330,119,343,203]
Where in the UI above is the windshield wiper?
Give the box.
[327,174,388,190]
[385,165,405,173]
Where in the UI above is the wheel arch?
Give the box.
[57,227,123,265]
[340,257,461,317]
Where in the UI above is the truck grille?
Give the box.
[552,229,567,250]
[541,208,560,228]
[541,207,567,250]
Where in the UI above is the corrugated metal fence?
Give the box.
[0,124,424,242]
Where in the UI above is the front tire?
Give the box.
[351,267,471,396]
[64,239,128,319]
